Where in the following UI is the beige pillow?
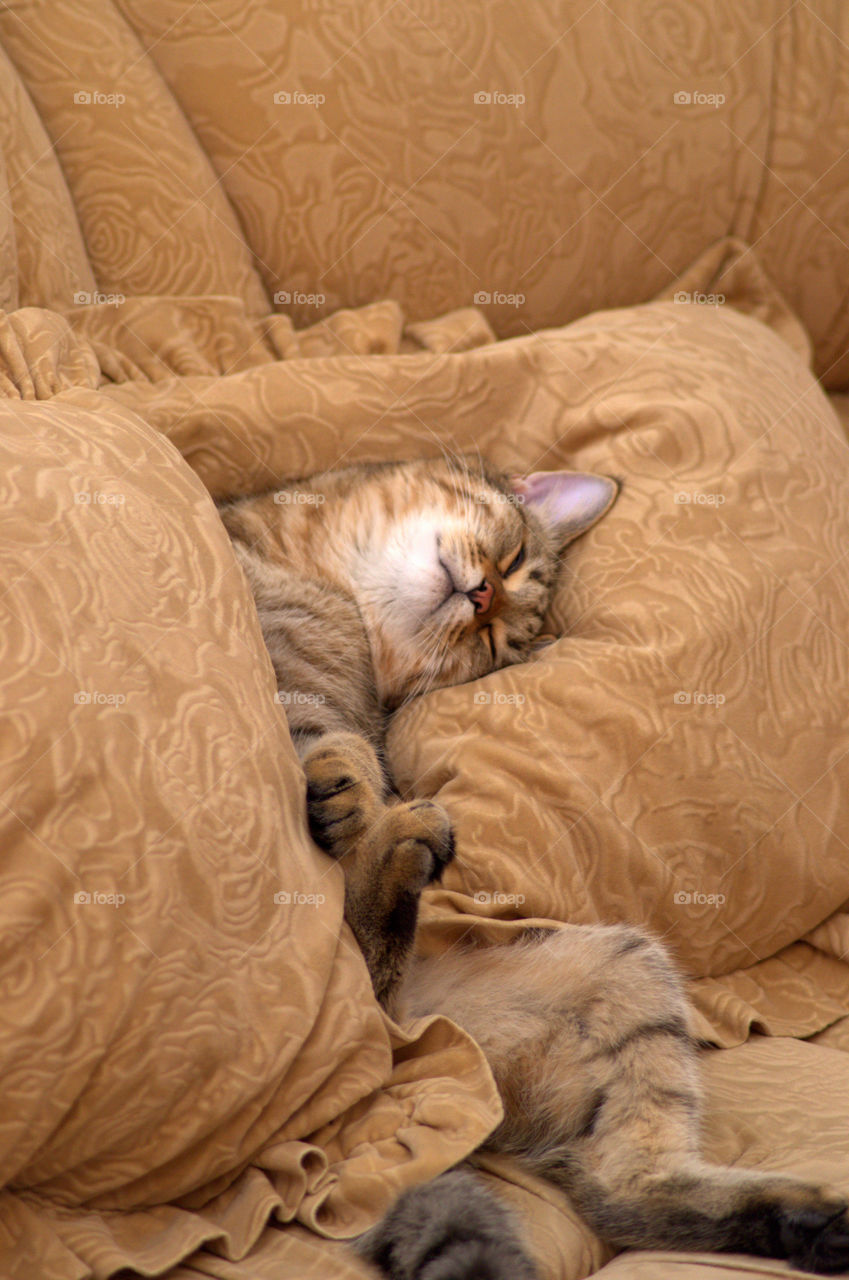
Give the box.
[378,298,849,1016]
[0,393,497,1277]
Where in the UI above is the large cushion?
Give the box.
[0,392,499,1277]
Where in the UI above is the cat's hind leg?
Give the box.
[403,925,849,1274]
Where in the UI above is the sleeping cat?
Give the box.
[219,456,849,1278]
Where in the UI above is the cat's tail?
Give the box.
[356,1167,540,1280]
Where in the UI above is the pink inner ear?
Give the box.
[510,470,616,538]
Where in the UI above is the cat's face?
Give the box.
[354,459,617,709]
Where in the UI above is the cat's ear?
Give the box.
[510,471,619,545]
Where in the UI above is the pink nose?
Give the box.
[468,580,494,614]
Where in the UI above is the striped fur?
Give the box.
[221,456,849,1276]
[219,456,614,1005]
[219,457,573,745]
[375,928,849,1275]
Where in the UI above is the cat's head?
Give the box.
[355,457,618,709]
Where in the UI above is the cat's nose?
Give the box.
[467,579,494,614]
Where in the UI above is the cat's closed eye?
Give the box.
[502,544,525,577]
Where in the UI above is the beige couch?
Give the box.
[3,3,849,1277]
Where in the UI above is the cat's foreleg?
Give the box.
[301,731,454,1013]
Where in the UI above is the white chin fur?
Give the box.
[375,514,453,627]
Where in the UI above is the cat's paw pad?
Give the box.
[302,734,383,856]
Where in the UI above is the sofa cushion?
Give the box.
[0,393,498,1276]
[387,292,849,1018]
[10,0,837,388]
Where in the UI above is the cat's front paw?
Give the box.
[302,732,455,1008]
[373,798,456,892]
[303,732,385,857]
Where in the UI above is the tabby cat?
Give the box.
[220,456,849,1278]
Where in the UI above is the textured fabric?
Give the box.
[0,40,95,312]
[2,5,849,1278]
[1,242,848,1277]
[4,0,846,384]
[587,1038,849,1280]
[166,1038,849,1280]
[0,395,500,1278]
[0,1,267,312]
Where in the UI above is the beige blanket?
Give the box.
[2,1,849,1273]
[1,239,849,1279]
